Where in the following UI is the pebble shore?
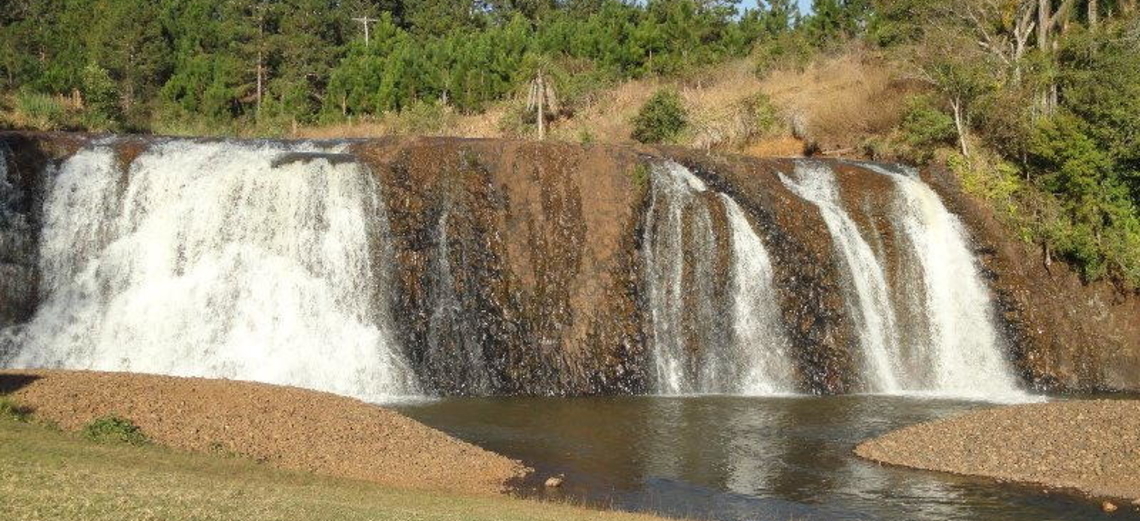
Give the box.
[0,369,530,494]
[856,399,1140,508]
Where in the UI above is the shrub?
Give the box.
[947,151,1024,215]
[498,101,532,138]
[632,89,687,144]
[82,416,148,445]
[577,128,595,144]
[0,396,31,422]
[744,92,781,137]
[629,163,651,190]
[900,95,956,160]
[393,100,454,135]
[81,62,119,124]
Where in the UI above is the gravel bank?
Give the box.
[856,400,1140,506]
[0,369,530,494]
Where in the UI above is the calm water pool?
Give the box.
[398,395,1137,521]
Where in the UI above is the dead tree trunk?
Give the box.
[537,73,545,140]
[952,97,970,158]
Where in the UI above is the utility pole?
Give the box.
[353,16,378,45]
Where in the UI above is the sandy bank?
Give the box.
[856,399,1140,507]
[0,369,530,494]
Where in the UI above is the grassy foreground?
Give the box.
[0,418,663,521]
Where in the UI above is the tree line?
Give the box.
[0,0,810,131]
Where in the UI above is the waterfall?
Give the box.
[781,160,1022,399]
[2,139,418,401]
[643,161,796,395]
[0,133,1030,400]
[868,164,1021,397]
[780,162,903,392]
[722,196,796,395]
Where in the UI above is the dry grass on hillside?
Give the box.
[298,104,510,140]
[759,47,917,153]
[298,49,915,160]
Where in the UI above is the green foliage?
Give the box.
[899,95,956,159]
[2,0,793,132]
[1056,24,1140,205]
[744,92,781,137]
[80,63,119,131]
[1028,113,1140,286]
[82,416,148,446]
[629,163,652,190]
[804,0,872,42]
[865,0,940,47]
[393,100,455,135]
[577,128,595,144]
[0,396,32,422]
[631,89,687,144]
[948,151,1024,215]
[754,31,817,76]
[872,1,1140,289]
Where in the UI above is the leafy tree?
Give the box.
[87,0,170,119]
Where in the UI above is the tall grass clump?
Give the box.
[13,91,69,130]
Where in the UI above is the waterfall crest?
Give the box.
[4,139,418,401]
[782,160,1022,399]
[643,162,796,395]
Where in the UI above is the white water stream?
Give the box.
[3,140,418,401]
[644,161,796,395]
[781,160,1023,399]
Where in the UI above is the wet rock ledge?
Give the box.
[856,399,1140,509]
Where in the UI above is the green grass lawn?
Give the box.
[0,418,666,521]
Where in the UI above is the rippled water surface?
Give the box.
[398,396,1135,521]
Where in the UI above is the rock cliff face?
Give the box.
[1,131,1135,395]
[355,138,648,395]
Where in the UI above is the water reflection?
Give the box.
[398,396,1136,521]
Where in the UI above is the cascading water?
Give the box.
[0,133,1033,401]
[643,161,796,395]
[868,164,1021,397]
[780,163,904,392]
[1,139,418,402]
[781,160,1022,399]
[722,196,796,395]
